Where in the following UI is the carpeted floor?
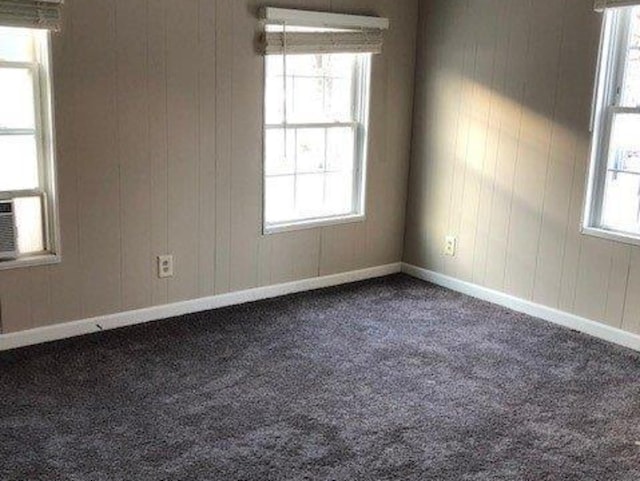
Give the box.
[1,274,640,481]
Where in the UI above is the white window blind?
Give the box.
[263,30,384,55]
[595,0,640,12]
[0,0,64,31]
[260,7,388,56]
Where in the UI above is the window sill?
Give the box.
[0,253,61,271]
[264,213,366,235]
[581,226,640,247]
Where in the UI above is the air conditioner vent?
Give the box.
[0,200,17,260]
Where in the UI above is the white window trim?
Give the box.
[262,52,372,235]
[583,7,640,245]
[0,30,60,269]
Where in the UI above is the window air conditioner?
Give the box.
[0,200,17,260]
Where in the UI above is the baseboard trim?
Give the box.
[402,263,640,353]
[0,263,402,352]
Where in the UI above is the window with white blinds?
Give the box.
[260,8,388,234]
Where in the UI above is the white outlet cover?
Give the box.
[445,236,457,256]
[158,255,174,278]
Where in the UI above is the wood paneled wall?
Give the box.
[404,0,640,335]
[0,0,418,334]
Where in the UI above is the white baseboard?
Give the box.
[0,263,402,352]
[402,263,640,353]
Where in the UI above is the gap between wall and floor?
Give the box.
[1,263,640,353]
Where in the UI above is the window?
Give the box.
[0,26,58,266]
[260,8,387,234]
[586,4,640,244]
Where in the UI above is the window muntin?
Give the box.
[0,26,57,261]
[263,49,371,232]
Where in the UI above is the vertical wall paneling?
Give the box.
[148,0,170,306]
[214,0,233,295]
[229,0,261,291]
[46,0,82,325]
[197,0,217,297]
[165,0,200,302]
[74,0,122,318]
[405,0,640,337]
[0,0,418,334]
[116,0,152,311]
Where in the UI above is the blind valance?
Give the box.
[263,30,383,55]
[595,0,640,12]
[260,7,388,56]
[0,0,63,31]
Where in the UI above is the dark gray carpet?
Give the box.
[1,274,640,481]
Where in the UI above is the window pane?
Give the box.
[601,113,640,233]
[621,7,640,107]
[265,53,359,124]
[0,135,39,191]
[265,128,295,176]
[601,171,640,234]
[325,76,353,121]
[296,128,325,173]
[606,114,640,173]
[265,176,295,224]
[0,68,36,130]
[326,127,355,172]
[295,173,325,217]
[324,172,354,214]
[291,76,324,123]
[0,27,35,62]
[14,196,44,254]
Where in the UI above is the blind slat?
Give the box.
[263,30,384,56]
[595,0,640,12]
[0,0,63,31]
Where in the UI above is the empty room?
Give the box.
[1,0,640,479]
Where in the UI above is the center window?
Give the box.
[264,52,369,232]
[260,9,386,234]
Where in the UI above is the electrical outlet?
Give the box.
[444,236,457,257]
[158,255,174,279]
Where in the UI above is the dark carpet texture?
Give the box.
[2,274,640,481]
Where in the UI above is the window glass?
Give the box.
[14,196,45,254]
[602,114,640,234]
[0,135,40,191]
[0,68,37,130]
[0,27,35,62]
[621,8,640,107]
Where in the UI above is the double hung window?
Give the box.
[586,3,640,243]
[260,8,388,234]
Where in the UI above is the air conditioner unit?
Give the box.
[0,200,17,260]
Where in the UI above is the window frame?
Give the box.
[0,28,60,270]
[262,51,372,235]
[584,7,640,246]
